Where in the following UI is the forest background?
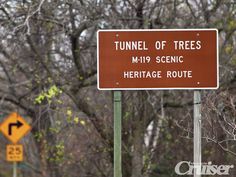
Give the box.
[0,0,236,177]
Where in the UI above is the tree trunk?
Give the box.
[131,122,144,177]
[131,91,145,177]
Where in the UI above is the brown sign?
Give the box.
[97,29,218,90]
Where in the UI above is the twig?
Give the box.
[13,0,46,35]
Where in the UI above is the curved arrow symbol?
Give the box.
[8,120,23,135]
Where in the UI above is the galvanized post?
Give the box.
[114,91,122,177]
[194,91,201,177]
[13,162,17,177]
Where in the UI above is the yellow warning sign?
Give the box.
[6,144,23,162]
[0,112,31,144]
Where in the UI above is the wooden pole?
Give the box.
[114,91,122,177]
[194,91,201,177]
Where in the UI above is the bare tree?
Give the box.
[0,0,235,177]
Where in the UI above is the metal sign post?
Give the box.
[13,162,17,177]
[114,91,122,177]
[194,91,201,177]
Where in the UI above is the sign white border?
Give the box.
[97,29,219,90]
